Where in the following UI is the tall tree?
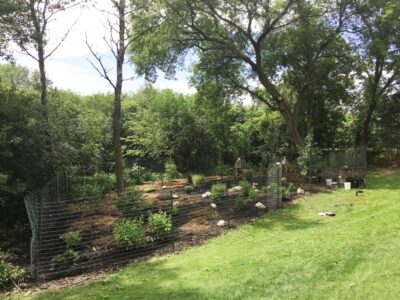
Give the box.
[86,0,133,194]
[349,0,400,146]
[130,0,308,147]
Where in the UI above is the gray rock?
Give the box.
[255,202,266,209]
[210,203,217,209]
[202,191,212,198]
[217,220,226,227]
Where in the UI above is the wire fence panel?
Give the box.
[25,170,282,280]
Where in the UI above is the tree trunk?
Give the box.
[113,0,126,194]
[357,95,377,147]
[256,70,304,147]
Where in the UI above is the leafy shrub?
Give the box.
[114,188,146,218]
[215,164,233,176]
[170,205,179,215]
[239,180,252,197]
[185,173,193,184]
[192,174,206,187]
[242,169,254,182]
[184,185,194,194]
[260,185,270,193]
[0,249,24,290]
[211,183,227,203]
[249,188,261,201]
[113,219,146,248]
[127,164,147,184]
[69,172,116,199]
[61,231,82,249]
[52,249,79,264]
[235,195,247,206]
[148,211,173,239]
[164,161,182,180]
[281,183,295,199]
[297,133,322,176]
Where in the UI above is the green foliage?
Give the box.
[164,160,182,180]
[113,219,146,248]
[69,172,116,199]
[242,169,254,182]
[211,183,227,203]
[215,164,233,177]
[239,180,252,197]
[235,196,247,206]
[114,188,145,218]
[148,211,172,239]
[0,249,24,290]
[52,249,79,264]
[192,174,206,187]
[297,134,322,176]
[249,188,261,201]
[61,231,82,250]
[184,185,194,194]
[281,183,295,200]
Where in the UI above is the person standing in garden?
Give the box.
[234,157,242,180]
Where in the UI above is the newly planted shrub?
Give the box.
[61,231,82,249]
[239,180,252,197]
[215,164,233,177]
[0,249,24,290]
[281,183,295,200]
[114,188,145,218]
[211,183,227,203]
[184,185,194,194]
[249,188,261,201]
[242,169,254,182]
[113,219,146,248]
[164,161,182,180]
[52,249,79,264]
[192,174,206,187]
[148,211,172,239]
[235,195,247,206]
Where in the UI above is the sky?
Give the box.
[9,2,196,96]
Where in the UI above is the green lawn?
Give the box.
[12,171,400,299]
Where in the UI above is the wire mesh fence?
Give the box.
[24,165,282,280]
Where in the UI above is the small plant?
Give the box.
[186,172,193,184]
[114,188,145,218]
[281,183,295,200]
[184,185,194,194]
[235,195,247,206]
[61,231,82,250]
[148,211,173,239]
[242,169,254,182]
[239,180,252,197]
[215,164,233,177]
[113,219,146,248]
[52,249,79,264]
[249,188,261,201]
[164,161,182,180]
[192,174,206,187]
[211,183,227,203]
[170,205,179,215]
[0,249,24,290]
[261,185,270,194]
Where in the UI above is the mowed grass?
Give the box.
[12,171,400,299]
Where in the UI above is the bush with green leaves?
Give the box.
[113,219,146,248]
[69,172,116,199]
[211,183,227,203]
[235,195,247,206]
[144,187,156,193]
[192,174,206,187]
[52,249,79,265]
[281,183,295,200]
[164,161,182,180]
[239,180,252,197]
[242,169,254,182]
[148,211,173,239]
[215,164,233,176]
[0,249,24,290]
[297,133,322,176]
[184,185,194,194]
[249,188,261,201]
[114,188,146,218]
[61,231,82,250]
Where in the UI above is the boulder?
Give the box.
[173,201,179,207]
[202,191,212,198]
[255,202,266,209]
[228,186,241,196]
[172,194,179,199]
[162,185,167,189]
[297,187,305,195]
[210,203,217,209]
[217,220,226,227]
[252,182,259,188]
